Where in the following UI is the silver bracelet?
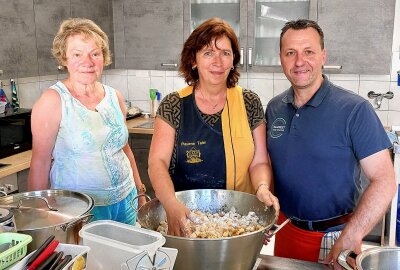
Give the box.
[255,183,269,195]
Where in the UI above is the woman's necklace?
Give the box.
[199,88,219,110]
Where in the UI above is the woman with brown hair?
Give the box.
[148,17,279,236]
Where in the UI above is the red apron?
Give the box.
[274,212,324,262]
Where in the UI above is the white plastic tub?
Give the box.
[79,220,165,270]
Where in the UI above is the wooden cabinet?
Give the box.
[129,134,155,198]
[317,0,395,75]
[113,0,184,70]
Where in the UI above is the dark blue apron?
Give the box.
[171,93,226,191]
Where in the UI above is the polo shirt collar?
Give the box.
[282,75,329,108]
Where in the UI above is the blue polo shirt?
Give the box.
[266,76,391,221]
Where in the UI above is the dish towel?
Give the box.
[318,230,342,263]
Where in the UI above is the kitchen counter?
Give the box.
[127,116,154,134]
[0,150,31,179]
[257,255,332,270]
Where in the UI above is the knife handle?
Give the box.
[28,239,59,270]
[26,235,55,267]
[48,251,64,270]
[35,251,58,270]
[53,255,72,270]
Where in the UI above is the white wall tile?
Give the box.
[273,73,287,80]
[39,79,57,92]
[247,72,273,79]
[329,74,359,81]
[18,81,41,109]
[273,79,291,96]
[388,111,400,126]
[150,76,165,97]
[238,78,248,89]
[128,76,150,101]
[173,76,187,90]
[247,78,274,106]
[389,81,400,111]
[150,70,165,77]
[105,74,128,100]
[375,110,388,127]
[165,76,175,95]
[330,80,359,94]
[103,69,127,76]
[360,75,391,81]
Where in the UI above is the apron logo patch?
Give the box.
[270,118,286,138]
[186,147,203,163]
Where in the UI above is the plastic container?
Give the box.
[0,232,32,270]
[79,220,165,270]
[10,243,90,270]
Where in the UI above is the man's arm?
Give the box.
[326,149,396,269]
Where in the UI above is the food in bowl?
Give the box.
[157,207,263,238]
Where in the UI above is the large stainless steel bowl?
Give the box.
[137,189,277,270]
[339,247,400,270]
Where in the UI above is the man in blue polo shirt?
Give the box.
[265,19,396,268]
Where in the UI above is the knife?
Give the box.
[25,235,55,267]
[35,251,58,270]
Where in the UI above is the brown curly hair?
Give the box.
[52,18,112,67]
[179,17,240,88]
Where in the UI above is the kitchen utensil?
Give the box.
[35,251,58,270]
[53,255,72,270]
[28,239,59,270]
[0,207,17,233]
[121,247,178,270]
[268,218,290,237]
[26,235,55,267]
[48,251,64,270]
[338,246,400,270]
[0,190,94,252]
[136,189,278,270]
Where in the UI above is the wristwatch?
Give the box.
[138,183,146,194]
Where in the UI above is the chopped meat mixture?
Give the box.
[157,207,264,238]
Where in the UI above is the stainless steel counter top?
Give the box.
[257,255,333,270]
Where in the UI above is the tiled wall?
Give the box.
[3,0,400,127]
[3,69,399,127]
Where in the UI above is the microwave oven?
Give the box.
[0,108,32,159]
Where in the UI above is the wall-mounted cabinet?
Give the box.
[185,0,317,73]
[317,0,395,75]
[113,0,184,70]
[0,0,113,79]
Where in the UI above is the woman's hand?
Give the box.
[256,184,280,213]
[164,197,191,237]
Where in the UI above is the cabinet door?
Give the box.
[122,0,184,70]
[183,0,247,72]
[129,134,155,198]
[246,0,317,73]
[0,0,38,78]
[35,0,70,76]
[318,0,395,74]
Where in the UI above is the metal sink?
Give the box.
[135,121,154,129]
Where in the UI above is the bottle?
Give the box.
[10,79,20,110]
[0,80,10,113]
[149,88,157,118]
[397,70,400,86]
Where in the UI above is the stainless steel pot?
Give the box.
[0,189,94,252]
[338,247,400,270]
[137,189,277,270]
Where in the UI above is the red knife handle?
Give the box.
[28,239,59,270]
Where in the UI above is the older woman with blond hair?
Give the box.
[148,17,279,236]
[28,18,145,224]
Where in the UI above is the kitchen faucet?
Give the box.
[367,91,394,109]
